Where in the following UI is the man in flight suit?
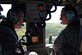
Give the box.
[0,5,24,55]
[54,5,80,55]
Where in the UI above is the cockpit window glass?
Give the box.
[1,4,11,17]
[45,6,67,45]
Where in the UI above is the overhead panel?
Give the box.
[26,1,46,22]
[0,0,26,4]
[0,0,82,7]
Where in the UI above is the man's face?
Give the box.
[60,11,69,25]
[14,11,24,29]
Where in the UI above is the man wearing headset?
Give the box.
[0,5,24,55]
[54,5,80,55]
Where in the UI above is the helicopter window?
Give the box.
[45,6,66,45]
[1,4,11,17]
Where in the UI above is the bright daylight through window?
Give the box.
[45,6,66,45]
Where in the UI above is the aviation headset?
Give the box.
[62,5,77,22]
[7,8,21,24]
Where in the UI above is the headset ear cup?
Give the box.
[7,9,19,24]
[14,17,19,24]
[66,11,75,21]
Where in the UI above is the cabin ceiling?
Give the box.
[0,0,26,4]
[0,0,82,6]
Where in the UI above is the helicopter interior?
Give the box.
[0,0,82,55]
